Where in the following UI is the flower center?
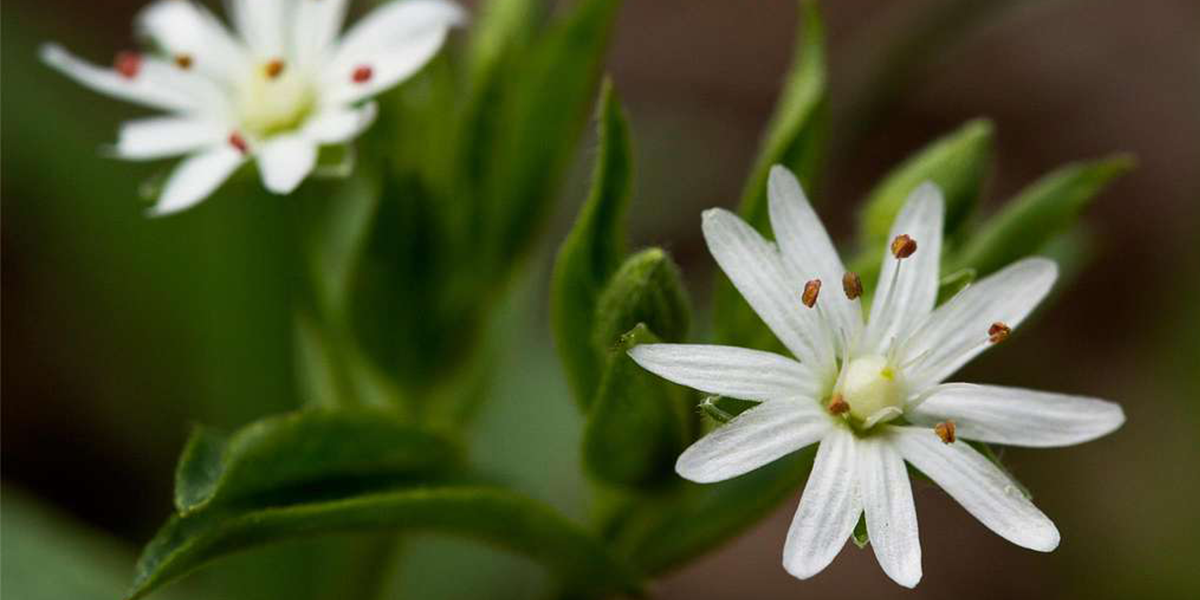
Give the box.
[235,61,316,139]
[837,354,904,428]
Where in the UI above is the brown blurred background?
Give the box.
[4,0,1200,599]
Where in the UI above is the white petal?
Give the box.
[257,134,318,194]
[293,0,350,69]
[226,0,288,57]
[862,183,944,355]
[113,117,226,160]
[768,166,862,355]
[676,399,831,483]
[859,435,922,588]
[323,0,465,105]
[783,427,861,579]
[136,0,247,82]
[304,102,378,145]
[702,208,836,378]
[628,344,823,401]
[901,258,1057,390]
[908,383,1125,448]
[151,147,246,216]
[41,44,220,113]
[892,426,1060,551]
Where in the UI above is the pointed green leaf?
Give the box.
[860,119,993,246]
[173,408,461,515]
[584,325,693,487]
[483,0,623,273]
[592,248,691,353]
[130,487,641,600]
[951,155,1133,276]
[551,81,634,407]
[466,0,546,85]
[714,0,827,349]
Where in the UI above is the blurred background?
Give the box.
[3,0,1199,599]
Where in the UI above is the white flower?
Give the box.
[41,0,465,215]
[629,166,1125,587]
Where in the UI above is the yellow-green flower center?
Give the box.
[236,62,315,138]
[840,354,904,426]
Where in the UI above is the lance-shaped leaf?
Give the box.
[584,325,692,487]
[592,248,691,353]
[466,0,546,85]
[608,446,818,574]
[714,0,826,349]
[551,81,633,407]
[950,155,1133,276]
[483,0,623,274]
[173,408,461,515]
[129,487,641,600]
[859,118,993,246]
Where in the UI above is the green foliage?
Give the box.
[849,119,994,289]
[584,325,693,487]
[713,0,827,349]
[479,0,625,272]
[950,155,1133,276]
[552,81,634,407]
[173,408,462,515]
[860,119,994,246]
[129,487,640,600]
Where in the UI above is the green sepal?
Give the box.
[698,396,759,425]
[950,155,1133,276]
[592,248,691,354]
[936,267,977,305]
[173,407,461,515]
[583,325,693,487]
[551,80,634,407]
[130,487,642,600]
[851,514,869,549]
[713,0,827,349]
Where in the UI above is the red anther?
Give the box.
[228,132,249,154]
[352,65,373,84]
[114,51,142,79]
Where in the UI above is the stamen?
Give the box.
[352,65,373,84]
[891,234,917,259]
[934,420,956,444]
[114,51,142,79]
[988,322,1011,344]
[174,54,193,70]
[228,132,249,154]
[264,59,286,79]
[828,394,850,415]
[842,272,862,300]
[801,279,822,308]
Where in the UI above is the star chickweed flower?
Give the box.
[41,0,465,215]
[629,166,1125,587]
